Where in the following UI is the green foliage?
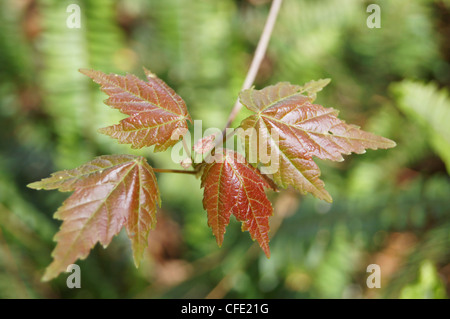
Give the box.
[391,80,450,173]
[38,0,128,168]
[400,261,447,299]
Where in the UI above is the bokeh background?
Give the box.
[0,0,449,299]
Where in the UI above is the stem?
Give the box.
[181,134,196,169]
[222,0,283,131]
[204,0,283,164]
[182,135,192,159]
[153,168,197,175]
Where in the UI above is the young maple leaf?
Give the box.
[239,81,396,202]
[193,134,217,154]
[28,155,160,281]
[201,149,276,257]
[80,68,192,151]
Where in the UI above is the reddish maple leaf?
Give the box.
[239,82,396,202]
[201,149,276,257]
[80,68,192,151]
[28,155,160,281]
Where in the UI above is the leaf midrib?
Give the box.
[260,110,388,145]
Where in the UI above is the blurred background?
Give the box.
[0,0,449,299]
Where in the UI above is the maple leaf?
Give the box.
[28,155,160,281]
[201,149,275,257]
[239,82,396,202]
[193,134,217,154]
[80,68,192,151]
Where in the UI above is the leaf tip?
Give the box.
[143,67,156,79]
[214,234,224,248]
[319,187,333,203]
[263,246,271,259]
[386,138,397,148]
[78,68,92,76]
[97,126,110,135]
[41,265,58,282]
[132,255,142,268]
[373,136,397,150]
[27,181,41,190]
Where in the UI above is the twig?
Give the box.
[222,0,283,132]
[153,168,197,175]
[181,135,192,159]
[204,0,283,164]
